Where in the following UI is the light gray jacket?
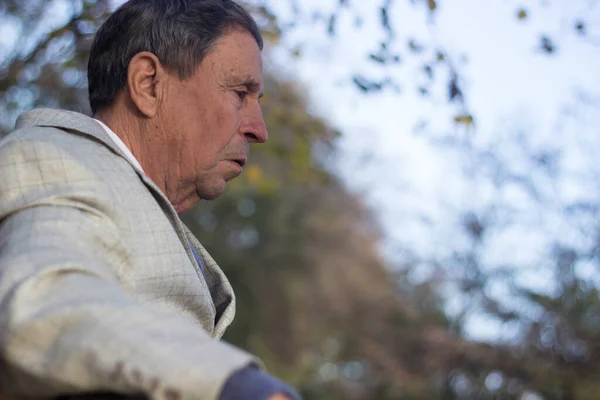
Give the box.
[0,109,256,400]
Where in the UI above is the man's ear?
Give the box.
[126,52,166,118]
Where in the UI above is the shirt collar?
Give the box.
[93,118,144,173]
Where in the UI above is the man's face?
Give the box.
[158,29,267,212]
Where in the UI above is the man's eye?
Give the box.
[235,91,247,99]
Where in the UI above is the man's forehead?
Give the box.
[205,30,264,91]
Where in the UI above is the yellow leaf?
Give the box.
[428,0,437,11]
[245,164,264,186]
[517,8,528,20]
[454,114,474,126]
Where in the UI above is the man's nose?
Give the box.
[243,103,268,144]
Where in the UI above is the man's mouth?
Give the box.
[231,157,247,167]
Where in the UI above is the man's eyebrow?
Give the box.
[228,76,263,97]
[242,79,264,98]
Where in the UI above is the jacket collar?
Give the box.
[16,108,126,161]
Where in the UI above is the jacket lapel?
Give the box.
[184,226,236,339]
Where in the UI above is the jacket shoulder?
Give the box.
[0,126,129,218]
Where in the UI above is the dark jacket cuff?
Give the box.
[219,366,301,400]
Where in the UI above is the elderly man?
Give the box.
[0,1,299,399]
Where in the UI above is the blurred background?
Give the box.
[1,0,600,399]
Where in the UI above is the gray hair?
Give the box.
[87,0,263,114]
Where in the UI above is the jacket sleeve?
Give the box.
[0,137,257,400]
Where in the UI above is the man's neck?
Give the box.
[94,110,140,160]
[93,104,185,212]
[94,108,167,192]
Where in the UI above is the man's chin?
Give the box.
[196,181,227,201]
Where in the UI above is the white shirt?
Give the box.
[94,118,144,172]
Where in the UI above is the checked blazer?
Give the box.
[0,109,257,400]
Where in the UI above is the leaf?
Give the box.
[245,164,264,187]
[427,0,437,12]
[352,75,383,92]
[540,35,556,54]
[353,76,370,92]
[463,213,484,240]
[327,15,336,36]
[369,53,386,64]
[408,39,424,53]
[454,114,474,126]
[575,20,586,35]
[380,6,391,32]
[448,75,462,102]
[517,8,528,20]
[423,64,434,80]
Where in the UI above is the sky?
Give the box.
[264,0,600,341]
